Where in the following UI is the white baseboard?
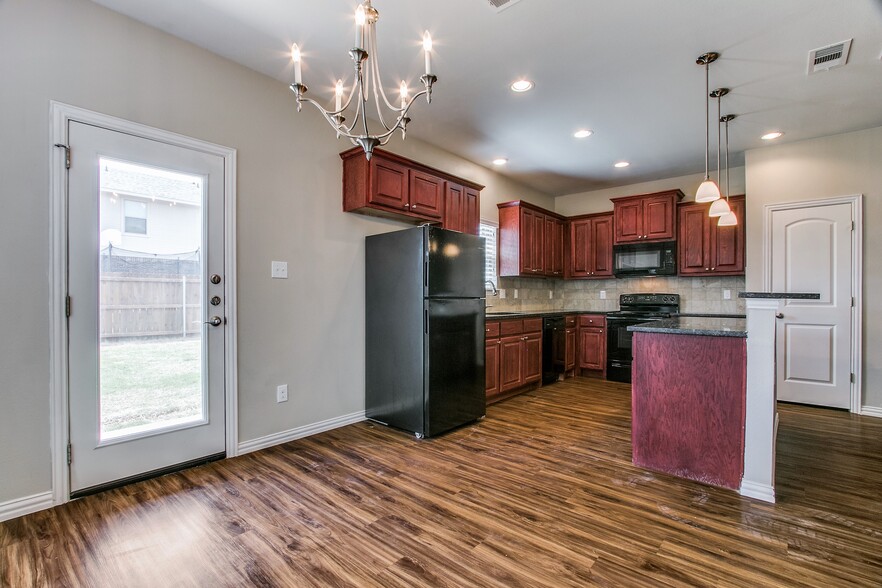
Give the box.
[0,491,55,523]
[237,411,366,455]
[739,480,776,503]
[860,405,882,418]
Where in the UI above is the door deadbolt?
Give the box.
[210,296,222,306]
[210,274,222,284]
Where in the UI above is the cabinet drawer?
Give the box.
[579,314,606,327]
[499,319,524,336]
[523,318,543,333]
[564,315,577,328]
[485,321,500,339]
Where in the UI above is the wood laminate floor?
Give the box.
[2,379,881,587]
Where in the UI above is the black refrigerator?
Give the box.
[365,226,486,438]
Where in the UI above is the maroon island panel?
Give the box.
[631,331,746,489]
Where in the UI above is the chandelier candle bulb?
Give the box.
[335,80,344,112]
[423,32,433,75]
[355,5,366,49]
[400,81,408,109]
[292,44,302,85]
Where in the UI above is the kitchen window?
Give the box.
[123,199,148,235]
[479,222,498,285]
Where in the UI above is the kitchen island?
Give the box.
[628,317,747,490]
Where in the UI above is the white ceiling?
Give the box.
[90,0,882,196]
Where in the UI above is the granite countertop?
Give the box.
[676,313,746,319]
[627,317,747,338]
[738,292,820,299]
[485,310,612,319]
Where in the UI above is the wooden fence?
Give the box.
[100,275,202,339]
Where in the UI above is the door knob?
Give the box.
[210,274,222,284]
[205,316,223,327]
[775,313,784,319]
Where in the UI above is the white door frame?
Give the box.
[762,195,862,414]
[49,101,238,506]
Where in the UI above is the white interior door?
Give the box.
[770,202,854,409]
[68,121,227,495]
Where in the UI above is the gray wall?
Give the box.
[745,126,882,410]
[0,0,552,504]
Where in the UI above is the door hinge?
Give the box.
[54,143,71,169]
[67,443,72,465]
[851,221,855,231]
[850,372,855,384]
[65,295,72,317]
[851,297,855,308]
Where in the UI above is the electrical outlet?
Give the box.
[723,289,732,300]
[276,384,288,403]
[513,289,519,299]
[599,290,607,300]
[548,290,553,299]
[271,261,288,279]
[498,289,506,299]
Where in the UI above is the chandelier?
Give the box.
[289,1,437,160]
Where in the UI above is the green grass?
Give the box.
[100,339,202,433]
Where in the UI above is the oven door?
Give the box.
[606,317,660,383]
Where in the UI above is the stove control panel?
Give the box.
[620,293,680,306]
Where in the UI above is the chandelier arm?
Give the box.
[368,45,395,132]
[367,22,404,114]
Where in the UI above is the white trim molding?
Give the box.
[762,195,863,414]
[0,492,55,523]
[238,412,367,455]
[49,101,238,509]
[860,406,882,419]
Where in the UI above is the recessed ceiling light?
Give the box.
[573,129,594,139]
[614,161,630,168]
[510,79,534,93]
[761,131,784,140]
[492,158,509,166]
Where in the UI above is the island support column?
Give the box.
[740,298,780,503]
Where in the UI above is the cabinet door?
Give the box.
[544,216,556,276]
[519,208,536,275]
[523,333,542,385]
[532,212,546,275]
[711,197,745,274]
[569,218,592,277]
[678,204,711,274]
[614,199,643,243]
[464,187,480,235]
[579,327,605,371]
[551,219,565,277]
[409,170,444,219]
[643,194,675,241]
[369,157,409,211]
[499,336,524,392]
[444,182,464,233]
[591,214,614,277]
[565,328,576,372]
[485,339,500,400]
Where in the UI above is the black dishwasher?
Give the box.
[542,316,565,385]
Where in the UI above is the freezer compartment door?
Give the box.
[425,298,486,437]
[425,227,486,299]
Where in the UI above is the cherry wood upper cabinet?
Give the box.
[678,195,745,276]
[341,147,483,234]
[498,201,565,277]
[611,189,683,244]
[567,213,613,279]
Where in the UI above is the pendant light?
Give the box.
[695,52,721,202]
[717,114,738,226]
[708,88,731,217]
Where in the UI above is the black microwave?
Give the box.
[613,241,677,277]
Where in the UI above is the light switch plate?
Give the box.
[498,289,506,299]
[723,289,732,300]
[271,261,288,279]
[548,290,553,299]
[277,384,288,403]
[599,290,607,300]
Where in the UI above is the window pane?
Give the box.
[479,222,497,284]
[124,217,147,235]
[124,200,147,219]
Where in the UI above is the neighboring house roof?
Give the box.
[100,159,202,205]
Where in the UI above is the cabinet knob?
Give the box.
[403,204,409,209]
[705,267,710,271]
[412,204,417,209]
[711,267,716,271]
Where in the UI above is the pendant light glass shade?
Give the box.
[718,211,737,226]
[696,178,721,202]
[708,197,731,217]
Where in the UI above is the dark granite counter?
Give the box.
[485,310,611,319]
[738,292,820,299]
[628,317,747,338]
[676,313,746,319]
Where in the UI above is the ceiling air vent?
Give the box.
[807,39,852,74]
[488,0,525,12]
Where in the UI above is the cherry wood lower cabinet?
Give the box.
[578,314,606,377]
[486,317,542,403]
[341,147,483,234]
[564,315,577,374]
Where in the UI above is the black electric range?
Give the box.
[605,293,680,383]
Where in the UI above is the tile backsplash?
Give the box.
[488,275,746,315]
